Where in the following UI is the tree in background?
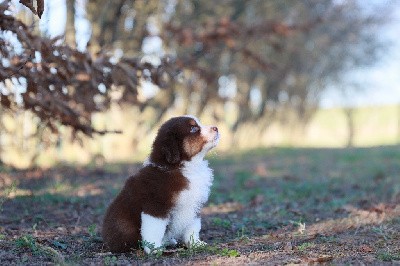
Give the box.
[0,0,179,135]
[0,0,393,149]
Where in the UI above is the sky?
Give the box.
[9,0,400,108]
[320,4,400,108]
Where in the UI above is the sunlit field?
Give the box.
[1,104,399,168]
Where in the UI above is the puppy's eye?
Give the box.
[190,126,199,133]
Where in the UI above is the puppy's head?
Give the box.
[150,115,220,167]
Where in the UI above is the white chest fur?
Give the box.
[178,158,213,212]
[166,158,213,240]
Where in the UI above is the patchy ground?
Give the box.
[0,146,400,265]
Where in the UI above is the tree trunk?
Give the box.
[66,0,76,48]
[345,107,354,147]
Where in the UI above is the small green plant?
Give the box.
[52,180,70,192]
[85,224,102,243]
[177,236,240,259]
[15,234,38,253]
[236,226,250,243]
[212,217,231,229]
[178,235,210,257]
[220,248,240,257]
[139,240,164,258]
[177,243,220,258]
[175,235,220,258]
[372,225,390,240]
[88,224,97,238]
[104,255,118,265]
[297,242,314,251]
[15,234,64,263]
[39,245,65,264]
[376,252,400,261]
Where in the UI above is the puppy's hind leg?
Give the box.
[141,212,168,254]
[102,218,140,253]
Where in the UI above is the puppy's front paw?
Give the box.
[144,246,151,254]
[162,237,178,246]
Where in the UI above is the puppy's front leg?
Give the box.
[183,217,206,248]
[141,212,168,254]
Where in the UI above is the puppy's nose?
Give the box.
[211,126,218,132]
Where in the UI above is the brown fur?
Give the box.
[102,116,207,253]
[102,167,188,252]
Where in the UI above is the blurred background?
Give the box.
[1,0,399,168]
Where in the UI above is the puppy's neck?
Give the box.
[187,150,207,164]
[143,154,207,170]
[143,159,171,171]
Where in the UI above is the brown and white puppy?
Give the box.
[102,115,220,253]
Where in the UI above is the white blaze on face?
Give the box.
[201,124,219,147]
[184,115,220,151]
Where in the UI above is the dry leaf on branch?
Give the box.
[36,0,44,18]
[0,2,177,137]
[19,0,44,18]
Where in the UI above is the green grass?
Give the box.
[104,256,118,265]
[376,252,400,262]
[297,242,315,251]
[211,217,232,229]
[15,234,38,253]
[1,145,400,265]
[87,224,97,238]
[14,234,64,263]
[209,145,400,228]
[174,244,240,259]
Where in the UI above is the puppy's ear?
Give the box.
[162,136,181,164]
